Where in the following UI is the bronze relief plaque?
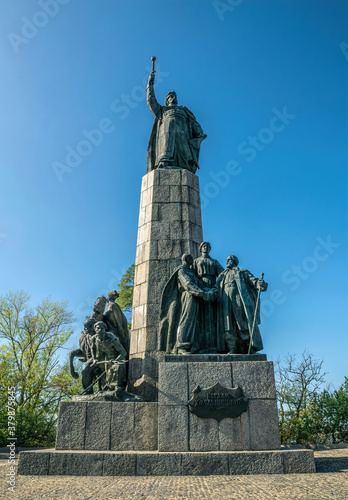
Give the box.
[188,382,248,421]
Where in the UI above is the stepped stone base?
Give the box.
[18,358,316,476]
[55,402,158,451]
[18,449,316,476]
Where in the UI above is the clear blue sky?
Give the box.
[1,0,347,388]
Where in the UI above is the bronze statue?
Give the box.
[90,321,127,392]
[146,57,206,173]
[104,290,130,356]
[159,253,213,354]
[69,291,130,395]
[194,242,224,353]
[212,255,268,354]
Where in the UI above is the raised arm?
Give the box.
[147,73,162,119]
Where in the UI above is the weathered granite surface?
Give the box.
[55,402,158,451]
[158,360,280,452]
[18,449,316,476]
[129,169,203,401]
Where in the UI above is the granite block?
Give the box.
[189,413,219,451]
[134,403,158,450]
[134,262,148,285]
[145,202,159,223]
[188,362,233,396]
[137,328,147,353]
[152,185,170,203]
[229,451,283,474]
[138,207,146,226]
[129,330,138,355]
[248,399,281,450]
[158,239,183,259]
[140,188,153,209]
[18,451,50,475]
[158,405,189,452]
[169,220,184,240]
[159,169,181,185]
[137,453,182,476]
[159,203,182,221]
[158,362,188,406]
[84,402,111,450]
[146,169,158,187]
[189,223,203,244]
[110,403,135,450]
[193,175,200,192]
[219,410,250,451]
[181,169,195,188]
[232,361,276,399]
[55,402,86,450]
[170,184,190,202]
[132,305,146,330]
[103,453,137,476]
[182,453,229,475]
[189,187,200,207]
[49,452,104,476]
[283,449,316,473]
[149,220,171,240]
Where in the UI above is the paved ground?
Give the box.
[0,449,347,499]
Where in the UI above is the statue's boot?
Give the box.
[224,332,237,354]
[158,161,169,168]
[177,342,191,355]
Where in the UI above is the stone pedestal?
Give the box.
[19,358,316,476]
[128,168,203,401]
[158,356,280,452]
[55,402,158,451]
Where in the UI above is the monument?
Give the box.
[19,58,315,476]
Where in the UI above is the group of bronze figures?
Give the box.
[159,242,268,356]
[69,290,130,395]
[70,245,268,395]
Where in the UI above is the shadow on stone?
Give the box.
[315,457,348,473]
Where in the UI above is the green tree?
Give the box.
[306,378,348,444]
[117,264,134,312]
[275,351,327,444]
[0,290,80,447]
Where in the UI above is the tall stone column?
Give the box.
[128,168,203,401]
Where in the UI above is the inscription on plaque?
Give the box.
[188,382,248,421]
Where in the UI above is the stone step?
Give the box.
[18,449,316,476]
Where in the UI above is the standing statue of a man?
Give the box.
[159,253,212,354]
[194,242,224,352]
[213,255,268,354]
[146,68,206,173]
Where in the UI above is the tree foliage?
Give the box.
[117,264,134,314]
[275,351,348,444]
[0,290,80,446]
[307,378,348,444]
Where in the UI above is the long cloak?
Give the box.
[216,268,263,352]
[147,83,205,173]
[158,265,205,353]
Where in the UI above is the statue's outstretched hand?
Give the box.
[257,280,268,292]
